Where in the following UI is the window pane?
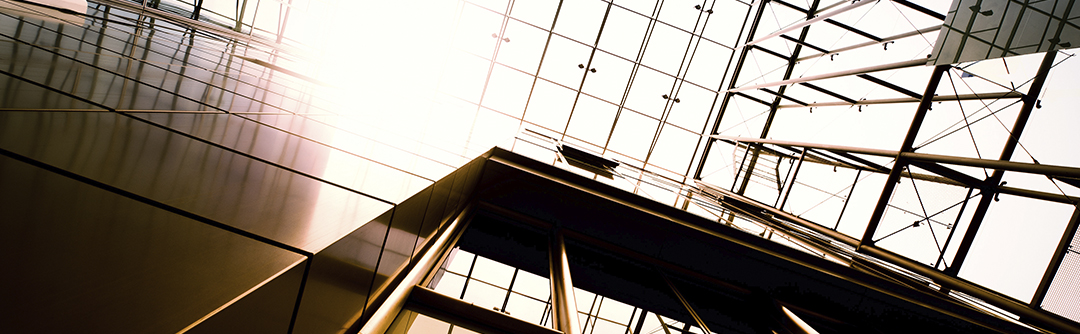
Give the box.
[524,79,578,132]
[497,19,550,74]
[538,36,593,88]
[656,0,706,33]
[641,22,694,76]
[482,64,535,118]
[607,109,660,160]
[623,66,676,119]
[552,0,608,44]
[455,4,504,58]
[566,95,619,147]
[510,0,560,28]
[597,7,651,59]
[581,51,634,104]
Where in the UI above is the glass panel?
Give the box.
[616,0,660,16]
[454,3,505,58]
[509,0,561,28]
[666,81,716,131]
[640,22,694,76]
[428,250,553,328]
[523,79,578,132]
[472,0,510,12]
[537,35,592,89]
[597,6,652,59]
[682,39,732,90]
[481,64,535,117]
[700,0,750,46]
[607,110,661,168]
[496,19,550,74]
[439,51,491,103]
[471,256,517,289]
[552,0,609,44]
[656,0,706,33]
[623,66,676,119]
[581,51,635,104]
[647,125,700,174]
[566,94,619,147]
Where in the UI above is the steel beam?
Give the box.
[861,64,951,246]
[694,0,770,180]
[857,74,922,99]
[796,26,942,62]
[892,0,946,20]
[945,49,1061,276]
[778,92,1022,108]
[359,203,474,334]
[734,0,821,196]
[696,179,1080,334]
[727,58,928,93]
[778,148,807,210]
[825,18,882,42]
[711,135,1080,179]
[549,229,581,334]
[744,0,875,47]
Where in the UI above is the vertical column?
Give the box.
[549,229,581,334]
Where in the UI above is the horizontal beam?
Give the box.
[745,0,875,47]
[728,58,928,93]
[905,152,1080,179]
[711,135,1080,178]
[408,285,561,334]
[710,135,896,157]
[796,26,942,62]
[778,92,1023,108]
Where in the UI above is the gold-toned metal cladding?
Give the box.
[358,203,474,334]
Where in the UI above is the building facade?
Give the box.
[2,0,1079,333]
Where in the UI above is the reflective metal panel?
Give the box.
[187,261,307,334]
[0,153,306,333]
[292,209,391,334]
[0,111,392,253]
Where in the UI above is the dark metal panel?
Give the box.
[0,153,306,333]
[291,209,392,334]
[417,172,455,256]
[0,111,393,253]
[187,261,308,334]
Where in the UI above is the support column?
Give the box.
[549,229,581,334]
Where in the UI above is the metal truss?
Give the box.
[694,0,1080,332]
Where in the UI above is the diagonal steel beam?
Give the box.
[945,48,1061,276]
